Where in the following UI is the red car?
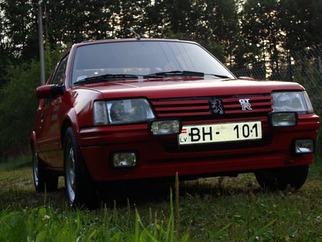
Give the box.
[31,38,319,207]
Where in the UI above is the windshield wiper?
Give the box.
[205,73,231,79]
[144,70,205,78]
[74,74,139,85]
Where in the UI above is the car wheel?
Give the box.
[32,149,58,192]
[64,127,98,208]
[255,166,309,191]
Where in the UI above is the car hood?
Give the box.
[75,77,304,99]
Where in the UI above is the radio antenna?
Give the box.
[127,28,141,40]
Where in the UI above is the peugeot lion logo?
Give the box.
[239,99,252,111]
[209,98,224,114]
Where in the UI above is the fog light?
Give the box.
[270,112,297,127]
[150,120,181,135]
[112,153,137,167]
[294,139,314,154]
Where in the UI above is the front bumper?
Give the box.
[78,114,319,182]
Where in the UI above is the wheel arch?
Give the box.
[61,118,72,146]
[30,131,38,153]
[61,108,80,147]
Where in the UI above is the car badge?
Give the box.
[239,99,252,111]
[209,98,224,115]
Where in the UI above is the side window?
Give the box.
[50,55,68,85]
[42,55,68,107]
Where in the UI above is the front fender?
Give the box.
[61,108,80,146]
[61,88,103,148]
[30,131,39,152]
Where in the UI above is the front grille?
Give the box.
[151,94,273,119]
[151,99,210,117]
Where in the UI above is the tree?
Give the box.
[279,0,322,51]
[278,0,322,81]
[239,0,285,79]
[144,0,170,37]
[0,42,10,87]
[204,0,240,63]
[0,61,40,158]
[44,0,115,44]
[0,0,39,61]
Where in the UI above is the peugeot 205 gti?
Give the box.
[31,38,319,207]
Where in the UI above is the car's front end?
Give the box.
[75,78,319,183]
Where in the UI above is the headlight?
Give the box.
[272,91,314,113]
[94,98,155,125]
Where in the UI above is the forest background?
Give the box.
[0,0,322,160]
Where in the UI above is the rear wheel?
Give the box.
[255,166,309,191]
[32,149,58,192]
[64,127,99,208]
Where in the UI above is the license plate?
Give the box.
[178,121,262,145]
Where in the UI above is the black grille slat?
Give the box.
[152,99,210,117]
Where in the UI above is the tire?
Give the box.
[63,127,99,208]
[32,149,58,192]
[255,166,309,191]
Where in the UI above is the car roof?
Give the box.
[72,38,196,48]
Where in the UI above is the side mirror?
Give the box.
[36,85,65,99]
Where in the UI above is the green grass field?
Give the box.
[1,155,322,241]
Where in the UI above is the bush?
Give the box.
[0,61,40,159]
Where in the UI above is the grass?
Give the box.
[1,155,322,241]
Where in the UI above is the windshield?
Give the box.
[72,40,235,84]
